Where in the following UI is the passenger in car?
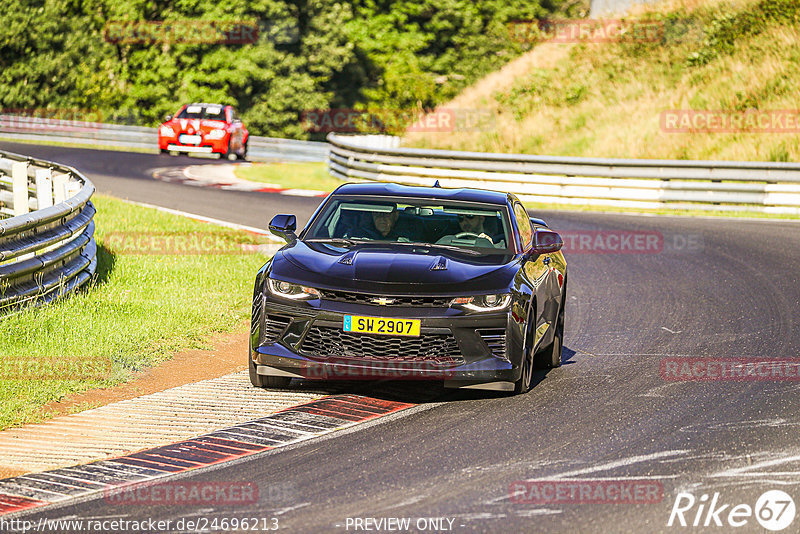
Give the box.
[348,204,417,241]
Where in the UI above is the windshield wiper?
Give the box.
[305,238,363,247]
[391,241,483,256]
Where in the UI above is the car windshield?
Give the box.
[176,105,226,121]
[305,197,512,253]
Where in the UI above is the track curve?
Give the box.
[5,141,800,533]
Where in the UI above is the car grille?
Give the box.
[479,329,507,358]
[300,325,463,367]
[318,289,451,308]
[264,315,292,342]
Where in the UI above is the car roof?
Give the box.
[332,182,510,205]
[186,103,228,108]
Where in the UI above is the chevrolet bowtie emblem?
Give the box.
[371,297,396,305]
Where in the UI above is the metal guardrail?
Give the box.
[327,134,800,214]
[0,114,329,163]
[0,150,97,311]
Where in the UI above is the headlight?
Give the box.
[206,128,227,139]
[267,278,320,300]
[451,294,511,312]
[159,125,174,136]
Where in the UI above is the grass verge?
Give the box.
[523,200,800,220]
[0,193,274,430]
[234,161,344,191]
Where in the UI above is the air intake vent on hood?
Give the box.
[338,251,356,265]
[430,256,448,271]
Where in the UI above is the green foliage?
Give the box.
[0,0,577,138]
[687,0,800,66]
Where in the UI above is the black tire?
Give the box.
[159,148,169,155]
[224,141,238,161]
[514,306,536,394]
[534,285,566,369]
[248,351,291,388]
[241,139,248,161]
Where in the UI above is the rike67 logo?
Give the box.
[668,490,796,531]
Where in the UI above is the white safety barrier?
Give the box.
[327,134,800,214]
[0,150,96,311]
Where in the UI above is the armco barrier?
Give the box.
[0,150,97,311]
[327,133,800,214]
[0,114,329,163]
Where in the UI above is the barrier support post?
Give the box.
[35,168,53,210]
[11,161,28,216]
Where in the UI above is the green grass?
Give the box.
[234,162,346,191]
[522,200,800,220]
[0,194,274,429]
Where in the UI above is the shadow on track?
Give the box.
[272,345,581,405]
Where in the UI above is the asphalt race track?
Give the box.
[5,141,800,533]
[0,141,320,230]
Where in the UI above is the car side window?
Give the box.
[514,203,533,251]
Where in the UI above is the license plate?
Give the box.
[179,134,201,145]
[343,315,420,337]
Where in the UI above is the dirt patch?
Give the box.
[0,466,27,479]
[39,327,248,419]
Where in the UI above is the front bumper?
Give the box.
[167,144,213,153]
[252,297,523,389]
[158,135,227,154]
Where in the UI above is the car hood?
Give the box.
[271,241,519,292]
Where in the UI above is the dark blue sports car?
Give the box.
[250,182,567,394]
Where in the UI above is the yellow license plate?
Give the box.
[343,315,421,337]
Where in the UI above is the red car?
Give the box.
[158,103,248,160]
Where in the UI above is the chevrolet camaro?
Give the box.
[250,183,567,394]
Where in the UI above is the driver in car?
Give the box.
[457,214,494,243]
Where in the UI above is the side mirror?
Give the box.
[529,216,548,228]
[164,114,172,122]
[532,229,563,254]
[269,214,297,243]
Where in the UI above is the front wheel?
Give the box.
[224,140,238,161]
[534,287,565,369]
[248,351,291,388]
[514,308,536,394]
